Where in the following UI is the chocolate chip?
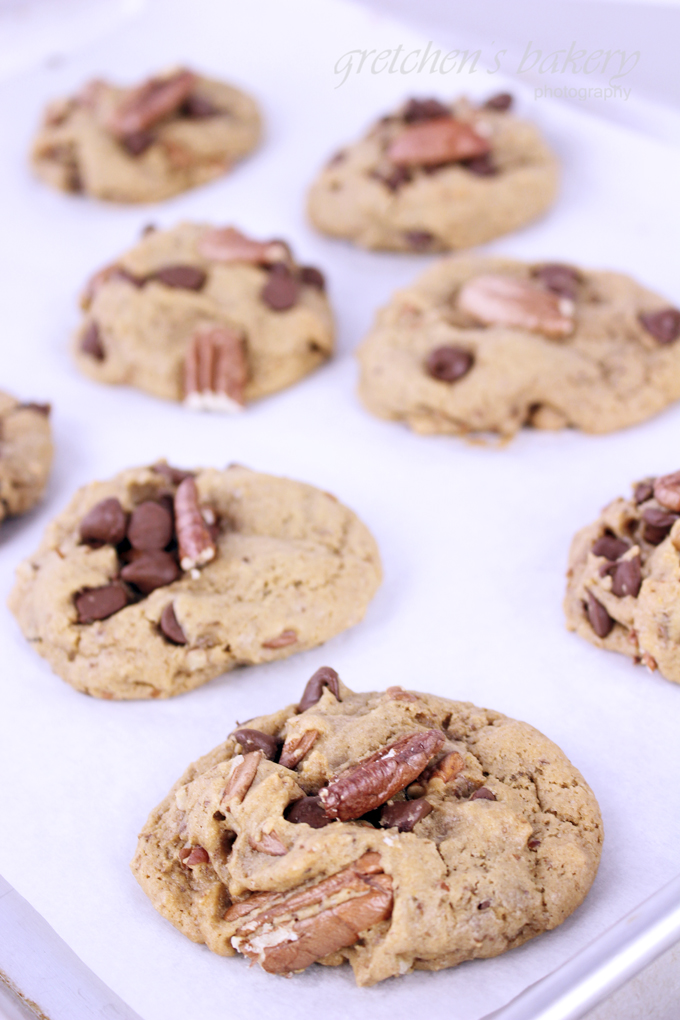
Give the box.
[299,266,325,290]
[477,899,492,910]
[298,666,340,712]
[285,796,330,828]
[122,130,154,156]
[639,309,680,344]
[586,592,614,638]
[484,93,513,111]
[373,165,412,191]
[150,265,207,291]
[151,462,195,486]
[81,321,104,360]
[159,602,186,644]
[533,263,580,299]
[127,501,174,551]
[80,498,128,546]
[261,264,300,311]
[527,838,541,849]
[403,98,450,122]
[379,797,432,832]
[591,535,629,561]
[611,556,642,598]
[75,582,129,623]
[18,402,51,416]
[642,507,678,545]
[633,480,655,504]
[426,346,474,383]
[181,94,217,118]
[470,787,496,801]
[404,230,435,250]
[120,551,179,594]
[232,728,280,761]
[141,223,157,236]
[462,153,497,176]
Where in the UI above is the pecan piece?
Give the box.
[106,69,198,139]
[653,471,680,512]
[174,477,216,570]
[179,845,209,867]
[228,853,392,975]
[262,629,298,649]
[279,729,319,770]
[183,325,248,413]
[457,274,575,339]
[318,729,444,821]
[249,831,288,856]
[220,751,262,808]
[427,750,465,785]
[387,117,490,167]
[197,226,289,266]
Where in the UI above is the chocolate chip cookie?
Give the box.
[31,68,261,203]
[75,223,333,410]
[357,255,680,439]
[307,94,558,251]
[8,465,381,699]
[0,392,52,524]
[131,673,603,985]
[565,471,680,684]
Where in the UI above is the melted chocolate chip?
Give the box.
[591,535,629,561]
[586,592,614,638]
[299,266,325,290]
[120,550,179,594]
[80,498,128,546]
[470,787,496,801]
[379,797,432,832]
[462,153,497,176]
[261,264,300,311]
[639,309,680,344]
[75,582,129,623]
[374,165,412,191]
[611,556,642,598]
[81,321,104,360]
[633,480,655,504]
[232,728,280,761]
[477,899,492,910]
[285,796,330,828]
[484,93,513,111]
[426,346,474,383]
[122,130,154,156]
[159,602,186,644]
[298,666,340,712]
[181,94,218,118]
[151,265,207,291]
[127,501,174,551]
[533,263,580,299]
[404,230,435,250]
[403,98,450,122]
[642,507,678,545]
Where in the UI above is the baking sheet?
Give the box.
[1,1,680,1018]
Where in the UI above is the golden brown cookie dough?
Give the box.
[565,470,680,684]
[357,255,680,439]
[0,392,53,523]
[8,465,381,699]
[31,68,261,203]
[308,94,558,252]
[131,674,603,986]
[74,223,333,410]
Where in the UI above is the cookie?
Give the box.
[74,223,333,410]
[357,255,680,439]
[307,94,558,252]
[31,68,261,203]
[131,673,602,986]
[8,464,381,699]
[0,392,53,523]
[565,470,680,684]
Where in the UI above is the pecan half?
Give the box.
[174,477,216,571]
[106,69,198,139]
[387,117,490,167]
[457,274,575,339]
[220,751,262,808]
[279,729,319,770]
[183,325,248,413]
[197,226,290,266]
[227,853,392,975]
[318,729,444,821]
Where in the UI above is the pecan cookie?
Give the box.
[0,392,53,524]
[357,255,680,439]
[565,471,680,684]
[74,223,333,409]
[8,464,381,699]
[131,674,603,985]
[31,68,261,203]
[307,94,557,251]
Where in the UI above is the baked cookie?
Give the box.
[308,93,558,252]
[8,464,381,699]
[0,392,53,524]
[565,470,680,684]
[357,255,680,439]
[31,68,261,203]
[131,673,603,986]
[74,223,333,410]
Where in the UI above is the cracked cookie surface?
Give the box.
[74,223,333,409]
[131,675,603,985]
[565,470,680,684]
[307,94,558,252]
[357,255,680,439]
[31,68,261,203]
[0,391,52,524]
[8,465,381,699]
